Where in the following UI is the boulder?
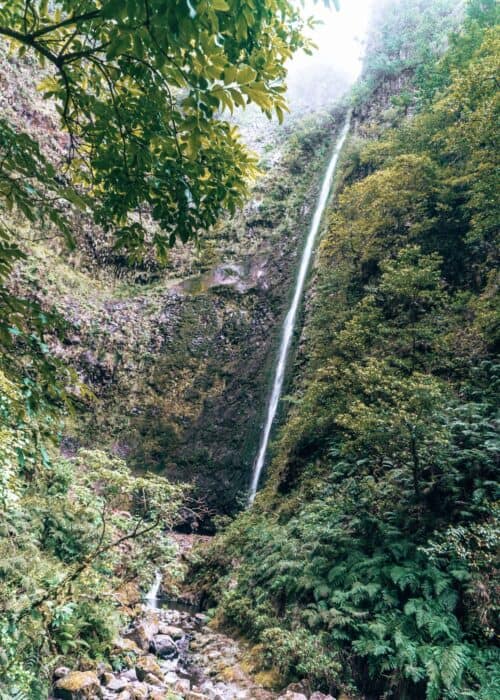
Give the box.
[121,669,138,682]
[53,667,71,680]
[53,671,102,699]
[113,637,143,656]
[96,662,111,679]
[175,678,191,694]
[99,672,114,687]
[106,677,129,692]
[135,655,164,682]
[195,613,210,624]
[124,618,159,652]
[310,694,336,700]
[144,672,163,686]
[149,633,178,658]
[128,683,149,699]
[149,691,173,700]
[116,692,132,700]
[158,624,184,640]
[164,671,180,685]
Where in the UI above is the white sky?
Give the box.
[234,0,374,140]
[304,0,373,80]
[285,0,374,111]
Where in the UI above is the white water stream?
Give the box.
[145,571,162,609]
[248,117,351,504]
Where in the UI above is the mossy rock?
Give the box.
[254,669,283,689]
[135,654,163,682]
[53,670,102,699]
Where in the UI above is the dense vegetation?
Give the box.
[0,1,317,697]
[198,3,499,698]
[0,0,311,435]
[0,1,498,698]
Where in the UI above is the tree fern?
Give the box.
[440,645,468,690]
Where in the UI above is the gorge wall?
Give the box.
[4,39,348,521]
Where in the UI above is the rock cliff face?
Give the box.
[72,111,346,522]
[4,36,348,522]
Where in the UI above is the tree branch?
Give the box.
[14,514,165,621]
[29,10,101,39]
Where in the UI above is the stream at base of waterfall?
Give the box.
[50,604,336,700]
[50,536,339,700]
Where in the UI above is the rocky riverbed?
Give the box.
[50,603,337,700]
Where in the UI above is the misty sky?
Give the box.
[302,0,373,80]
[234,1,374,144]
[286,0,373,111]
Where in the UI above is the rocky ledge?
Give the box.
[50,605,337,700]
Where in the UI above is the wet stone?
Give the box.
[115,692,131,700]
[120,669,137,682]
[164,670,180,685]
[127,682,148,699]
[105,676,129,692]
[150,633,178,659]
[158,624,184,639]
[144,671,163,686]
[135,654,163,682]
[125,618,159,652]
[53,667,71,680]
[175,678,191,693]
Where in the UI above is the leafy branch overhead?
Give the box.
[0,0,316,256]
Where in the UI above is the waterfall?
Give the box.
[248,116,351,504]
[145,571,162,609]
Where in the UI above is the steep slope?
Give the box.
[196,2,499,698]
[2,37,349,520]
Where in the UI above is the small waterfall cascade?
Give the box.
[248,117,351,504]
[145,571,162,609]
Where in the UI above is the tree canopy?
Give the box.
[0,0,322,441]
[0,0,318,259]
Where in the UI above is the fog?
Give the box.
[233,1,374,149]
[286,0,373,113]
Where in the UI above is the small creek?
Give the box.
[52,580,335,700]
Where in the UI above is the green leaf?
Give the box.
[237,65,258,84]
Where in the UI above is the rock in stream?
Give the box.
[51,605,337,700]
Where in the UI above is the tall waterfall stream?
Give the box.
[54,122,352,700]
[249,116,351,503]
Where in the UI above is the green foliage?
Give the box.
[0,0,316,428]
[0,0,312,253]
[351,0,462,111]
[196,6,500,699]
[0,3,320,694]
[0,370,185,697]
[370,0,460,79]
